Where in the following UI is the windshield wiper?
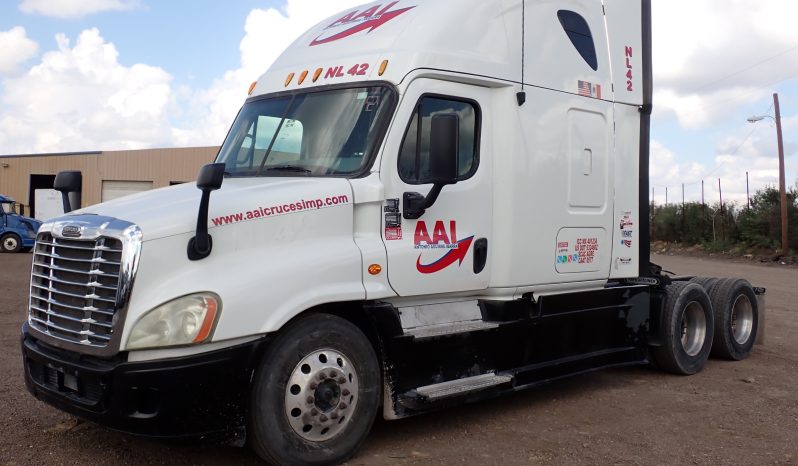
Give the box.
[264,165,312,174]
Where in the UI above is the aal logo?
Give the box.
[310,2,416,46]
[414,220,473,274]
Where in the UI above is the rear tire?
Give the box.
[1,234,22,253]
[249,314,380,466]
[653,282,714,375]
[689,276,720,295]
[708,278,758,360]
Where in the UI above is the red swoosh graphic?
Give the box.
[416,236,474,274]
[310,7,415,46]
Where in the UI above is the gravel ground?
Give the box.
[1,252,796,465]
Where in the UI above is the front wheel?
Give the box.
[249,314,380,466]
[1,234,22,253]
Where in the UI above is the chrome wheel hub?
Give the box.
[680,301,707,357]
[731,294,754,344]
[284,349,358,441]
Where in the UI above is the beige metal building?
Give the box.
[0,146,218,218]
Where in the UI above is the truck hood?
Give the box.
[72,177,353,242]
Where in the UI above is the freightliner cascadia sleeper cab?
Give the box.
[21,1,763,464]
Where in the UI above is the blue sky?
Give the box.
[0,1,276,89]
[0,0,796,205]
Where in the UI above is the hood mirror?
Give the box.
[53,171,82,213]
[187,163,226,261]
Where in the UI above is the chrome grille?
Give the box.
[29,232,124,347]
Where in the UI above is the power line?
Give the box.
[688,43,798,95]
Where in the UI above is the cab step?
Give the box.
[404,320,500,340]
[415,373,513,401]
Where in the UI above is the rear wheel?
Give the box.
[1,234,21,253]
[249,314,380,466]
[653,282,714,375]
[708,278,758,360]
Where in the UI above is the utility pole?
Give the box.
[746,171,751,210]
[718,178,723,213]
[774,93,789,255]
[665,186,668,205]
[701,180,705,207]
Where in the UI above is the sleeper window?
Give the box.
[558,10,598,71]
[398,97,479,185]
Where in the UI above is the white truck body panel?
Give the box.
[33,0,646,353]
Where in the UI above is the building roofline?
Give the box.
[0,146,219,159]
[0,150,102,158]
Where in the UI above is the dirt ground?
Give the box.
[1,252,796,465]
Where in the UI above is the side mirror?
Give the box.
[187,163,226,261]
[428,113,460,185]
[403,114,460,219]
[54,171,82,213]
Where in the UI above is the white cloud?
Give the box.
[18,0,140,18]
[653,0,798,129]
[0,27,38,76]
[0,28,174,154]
[650,116,798,206]
[173,0,365,146]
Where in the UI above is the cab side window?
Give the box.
[398,96,479,184]
[557,10,598,71]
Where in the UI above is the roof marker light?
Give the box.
[313,68,323,82]
[248,81,257,95]
[298,70,309,85]
[284,72,295,87]
[378,60,389,76]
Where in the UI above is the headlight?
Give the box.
[126,293,220,350]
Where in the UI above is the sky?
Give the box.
[0,0,796,206]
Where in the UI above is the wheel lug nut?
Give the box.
[320,415,328,422]
[306,396,314,404]
[329,371,337,378]
[337,377,346,384]
[342,389,350,396]
[310,408,319,416]
[339,402,348,410]
[310,382,318,390]
[330,412,339,419]
[318,373,327,380]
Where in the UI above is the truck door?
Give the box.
[380,79,492,297]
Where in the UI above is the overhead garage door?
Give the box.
[101,181,153,202]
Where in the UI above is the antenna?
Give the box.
[516,0,526,106]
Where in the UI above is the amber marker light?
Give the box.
[378,60,389,76]
[192,296,219,343]
[313,68,323,82]
[298,70,309,85]
[284,72,295,87]
[248,81,258,95]
[368,264,383,275]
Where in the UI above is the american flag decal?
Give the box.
[578,80,592,97]
[578,81,602,99]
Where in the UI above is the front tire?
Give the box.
[653,282,714,375]
[249,314,380,466]
[1,234,22,253]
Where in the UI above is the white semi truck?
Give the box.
[21,1,763,465]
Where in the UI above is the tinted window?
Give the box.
[558,10,598,71]
[216,86,396,177]
[398,97,479,184]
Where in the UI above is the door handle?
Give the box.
[473,238,488,274]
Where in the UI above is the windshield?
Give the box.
[216,85,396,177]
